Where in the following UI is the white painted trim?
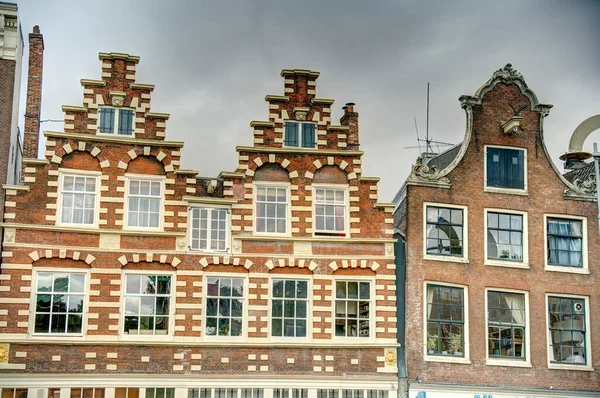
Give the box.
[483,144,528,194]
[123,175,165,232]
[331,277,375,343]
[422,281,470,364]
[267,275,312,343]
[543,214,589,274]
[202,272,249,342]
[96,106,135,137]
[544,293,594,371]
[483,208,529,269]
[56,171,101,229]
[422,202,469,263]
[311,183,350,238]
[282,121,318,150]
[253,182,291,237]
[187,204,231,254]
[484,287,531,367]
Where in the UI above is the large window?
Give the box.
[284,121,316,148]
[2,389,28,398]
[127,179,162,229]
[70,389,105,398]
[190,390,263,398]
[274,391,306,398]
[271,279,308,337]
[123,274,171,335]
[487,212,523,262]
[548,296,588,365]
[425,206,464,257]
[335,281,370,338]
[114,389,139,398]
[317,392,385,398]
[486,146,525,190]
[255,186,288,234]
[426,285,464,357]
[547,218,583,267]
[190,207,229,251]
[34,272,85,334]
[487,291,526,360]
[98,106,134,135]
[205,277,244,337]
[146,390,174,398]
[60,174,97,226]
[314,188,346,236]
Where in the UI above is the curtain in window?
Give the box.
[503,293,525,325]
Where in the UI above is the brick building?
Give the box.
[0,51,399,398]
[393,64,599,397]
[0,2,24,214]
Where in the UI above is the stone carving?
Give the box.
[573,173,597,195]
[295,111,307,121]
[110,91,126,107]
[175,237,187,251]
[408,156,450,184]
[0,344,8,363]
[492,63,524,84]
[3,228,15,243]
[232,239,242,254]
[293,241,312,256]
[384,348,396,367]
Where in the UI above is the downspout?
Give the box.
[394,232,407,398]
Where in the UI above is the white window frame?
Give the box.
[29,268,90,339]
[545,293,594,371]
[123,174,165,232]
[188,205,231,253]
[253,182,291,236]
[268,275,312,342]
[422,281,470,364]
[120,270,176,340]
[57,170,101,228]
[97,106,135,136]
[484,287,531,367]
[484,145,528,195]
[312,184,349,237]
[422,202,469,264]
[332,276,374,342]
[484,208,529,269]
[283,121,317,149]
[543,214,589,274]
[202,273,248,341]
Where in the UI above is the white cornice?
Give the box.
[236,146,363,156]
[43,131,184,147]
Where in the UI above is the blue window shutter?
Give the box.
[285,122,299,146]
[301,124,316,148]
[118,109,134,135]
[99,108,114,134]
[487,147,500,187]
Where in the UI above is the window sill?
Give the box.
[425,355,471,365]
[120,334,174,341]
[484,187,528,196]
[423,254,469,264]
[548,363,594,372]
[96,132,134,138]
[544,265,589,275]
[30,333,85,339]
[485,259,529,269]
[56,222,99,230]
[486,358,531,368]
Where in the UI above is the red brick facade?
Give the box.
[0,54,398,396]
[396,65,599,397]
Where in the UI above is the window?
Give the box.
[241,390,263,398]
[2,389,28,398]
[214,390,236,398]
[34,272,85,334]
[335,281,370,338]
[314,188,346,236]
[486,146,525,190]
[146,390,174,398]
[60,174,97,226]
[127,179,162,229]
[123,274,171,335]
[98,106,134,135]
[284,121,316,148]
[255,186,288,234]
[547,218,583,267]
[487,212,523,262]
[317,392,338,398]
[487,291,526,360]
[188,390,211,398]
[425,206,464,257]
[114,389,139,398]
[426,285,464,357]
[271,279,308,337]
[189,390,263,398]
[317,392,385,398]
[190,207,229,252]
[70,389,105,398]
[274,391,307,398]
[367,392,386,398]
[205,277,244,337]
[548,296,588,366]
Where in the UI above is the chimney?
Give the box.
[23,25,44,163]
[340,102,359,148]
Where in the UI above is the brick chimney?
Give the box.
[23,25,44,162]
[340,102,359,148]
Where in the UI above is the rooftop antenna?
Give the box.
[404,82,455,154]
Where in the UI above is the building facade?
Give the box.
[0,53,399,397]
[393,64,599,397]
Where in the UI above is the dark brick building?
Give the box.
[393,64,599,397]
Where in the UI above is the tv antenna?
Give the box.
[404,82,455,155]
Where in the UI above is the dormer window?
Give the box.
[284,122,316,148]
[98,106,134,136]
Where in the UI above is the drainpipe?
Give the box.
[394,233,408,398]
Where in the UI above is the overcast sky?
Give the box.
[14,0,600,201]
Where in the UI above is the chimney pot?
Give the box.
[33,25,40,34]
[345,102,355,113]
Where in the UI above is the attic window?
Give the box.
[485,146,526,191]
[98,106,134,136]
[284,122,316,148]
